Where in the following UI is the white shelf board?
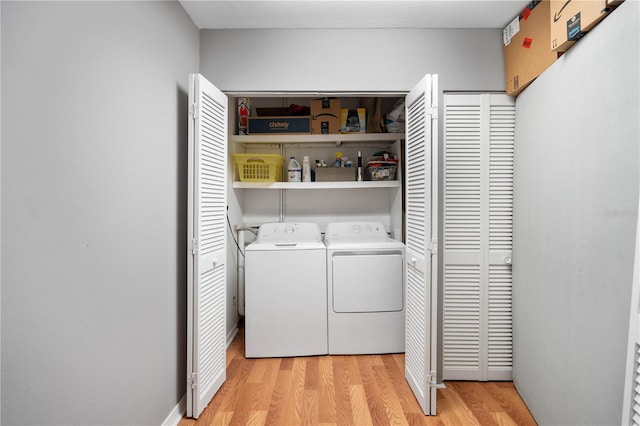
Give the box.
[232,180,401,189]
[231,133,405,144]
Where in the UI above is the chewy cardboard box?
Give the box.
[550,0,619,52]
[247,116,311,134]
[311,98,341,134]
[503,0,559,97]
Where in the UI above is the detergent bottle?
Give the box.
[302,156,311,182]
[288,157,301,182]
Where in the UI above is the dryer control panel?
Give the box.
[325,221,389,243]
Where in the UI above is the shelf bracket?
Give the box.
[335,140,342,147]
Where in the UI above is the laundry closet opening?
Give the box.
[224,92,410,339]
[187,73,439,418]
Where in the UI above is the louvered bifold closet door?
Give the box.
[622,197,640,425]
[405,74,439,415]
[443,94,514,381]
[187,73,228,418]
[486,96,515,380]
[627,344,640,425]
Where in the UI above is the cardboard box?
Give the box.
[550,0,616,52]
[340,108,366,133]
[247,116,311,134]
[255,106,310,116]
[311,98,341,134]
[503,0,559,97]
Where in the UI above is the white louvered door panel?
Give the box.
[443,94,514,381]
[486,99,515,380]
[631,345,640,425]
[622,196,640,425]
[405,74,438,416]
[442,96,483,380]
[187,73,228,418]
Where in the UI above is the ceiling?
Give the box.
[179,0,531,30]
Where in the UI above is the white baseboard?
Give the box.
[227,324,239,348]
[162,393,186,426]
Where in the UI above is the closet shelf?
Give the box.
[231,133,405,145]
[232,181,400,189]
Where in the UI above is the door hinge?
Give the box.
[191,238,199,255]
[428,106,438,119]
[429,370,438,388]
[428,239,438,255]
[188,372,198,389]
[190,103,199,119]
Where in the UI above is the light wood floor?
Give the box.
[180,327,537,426]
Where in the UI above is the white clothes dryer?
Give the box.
[325,221,405,354]
[244,222,327,358]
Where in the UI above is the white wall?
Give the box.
[1,2,199,424]
[200,28,505,92]
[512,2,640,424]
[0,1,3,421]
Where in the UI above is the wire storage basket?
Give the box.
[233,154,284,182]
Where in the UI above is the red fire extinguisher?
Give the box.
[238,98,249,134]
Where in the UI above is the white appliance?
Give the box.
[325,221,405,354]
[244,222,327,358]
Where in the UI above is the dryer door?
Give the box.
[332,252,404,313]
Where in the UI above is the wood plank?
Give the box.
[436,396,479,426]
[263,369,292,426]
[279,357,294,370]
[438,383,481,425]
[284,358,307,425]
[482,382,537,426]
[318,355,337,425]
[344,355,363,386]
[254,359,281,411]
[372,364,409,424]
[221,359,256,412]
[446,382,499,426]
[305,357,320,390]
[357,355,391,426]
[246,358,272,384]
[245,410,267,426]
[491,411,520,426]
[301,389,319,426]
[332,356,356,425]
[228,382,262,426]
[350,384,374,426]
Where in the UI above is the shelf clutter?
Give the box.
[236,97,404,136]
[233,151,399,184]
[232,97,405,190]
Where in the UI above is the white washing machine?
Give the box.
[325,221,405,354]
[244,222,327,358]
